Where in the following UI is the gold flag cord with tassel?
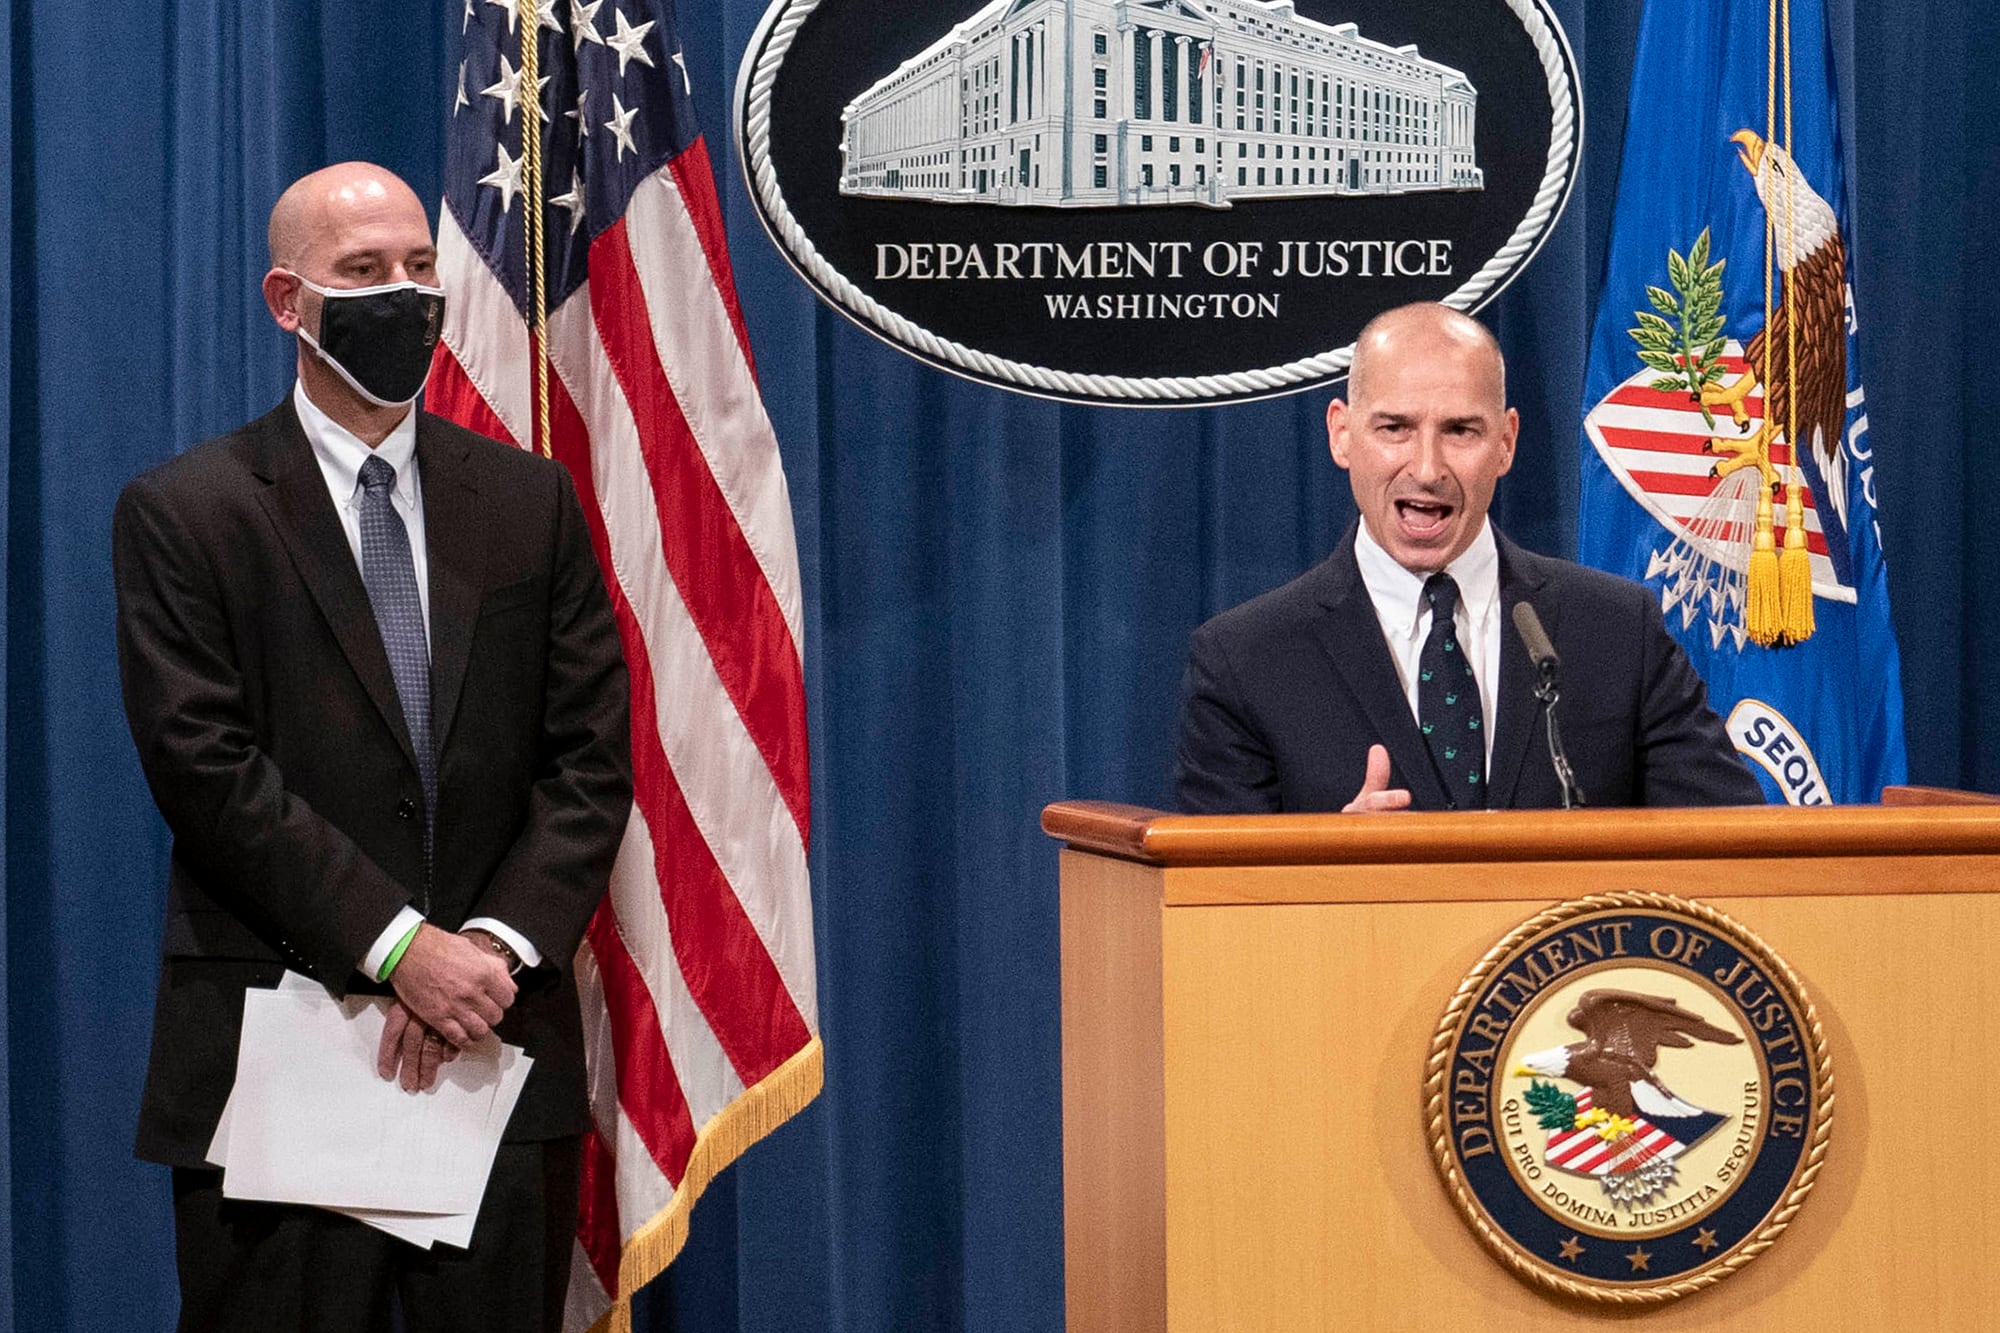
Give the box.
[521,0,552,459]
[1776,0,1815,642]
[1747,0,1816,647]
[1745,0,1784,647]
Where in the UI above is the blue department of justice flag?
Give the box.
[1577,0,1906,804]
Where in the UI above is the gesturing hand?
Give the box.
[1342,744,1413,813]
[389,922,517,1048]
[377,999,460,1091]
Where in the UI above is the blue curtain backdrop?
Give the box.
[4,1,1996,1328]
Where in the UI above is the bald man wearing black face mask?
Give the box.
[112,162,632,1331]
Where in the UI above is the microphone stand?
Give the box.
[1533,663,1586,811]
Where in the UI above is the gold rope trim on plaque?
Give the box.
[586,1038,827,1333]
[1422,892,1834,1305]
[520,0,551,458]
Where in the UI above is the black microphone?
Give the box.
[1512,603,1585,809]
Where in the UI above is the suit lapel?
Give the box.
[250,400,418,771]
[1308,534,1451,811]
[1488,533,1554,808]
[417,420,484,754]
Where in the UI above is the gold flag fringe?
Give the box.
[588,1037,826,1333]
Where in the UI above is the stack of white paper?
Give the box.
[206,972,533,1249]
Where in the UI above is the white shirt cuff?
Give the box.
[361,906,425,980]
[462,917,542,969]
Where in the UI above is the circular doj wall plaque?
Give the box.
[735,0,1581,406]
[1425,894,1832,1304]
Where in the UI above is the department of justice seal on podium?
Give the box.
[1424,893,1832,1303]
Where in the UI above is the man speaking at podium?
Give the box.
[113,163,632,1329]
[1175,303,1760,814]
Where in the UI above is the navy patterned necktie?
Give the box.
[358,454,436,886]
[1418,572,1486,809]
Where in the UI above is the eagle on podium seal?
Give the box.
[1425,894,1832,1303]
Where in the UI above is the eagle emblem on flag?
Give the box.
[1578,0,1907,802]
[1515,990,1742,1207]
[1583,128,1860,652]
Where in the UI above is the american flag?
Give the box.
[428,2,820,1327]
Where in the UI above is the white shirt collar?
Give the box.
[1352,518,1501,642]
[293,380,419,508]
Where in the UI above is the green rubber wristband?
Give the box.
[378,920,423,982]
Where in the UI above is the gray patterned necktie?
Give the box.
[358,455,435,887]
[1418,572,1486,808]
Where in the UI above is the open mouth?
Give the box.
[1395,498,1456,541]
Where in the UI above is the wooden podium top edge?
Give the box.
[1041,787,2000,867]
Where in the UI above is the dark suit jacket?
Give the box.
[1175,524,1762,813]
[114,399,633,1167]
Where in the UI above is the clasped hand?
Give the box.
[374,924,518,1091]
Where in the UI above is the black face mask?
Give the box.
[292,275,447,407]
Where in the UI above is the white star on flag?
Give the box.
[461,0,475,34]
[551,170,588,236]
[483,0,517,33]
[478,142,524,212]
[570,0,604,48]
[606,9,656,77]
[535,0,563,33]
[482,54,551,126]
[567,88,590,139]
[670,49,691,96]
[454,60,470,114]
[603,92,639,160]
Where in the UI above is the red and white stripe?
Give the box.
[1583,346,1853,598]
[430,134,817,1331]
[1543,1090,1682,1177]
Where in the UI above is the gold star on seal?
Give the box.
[1692,1227,1720,1253]
[1627,1246,1652,1272]
[1557,1235,1585,1263]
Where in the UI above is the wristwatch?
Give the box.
[461,927,524,975]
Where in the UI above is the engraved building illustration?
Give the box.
[838,0,1482,207]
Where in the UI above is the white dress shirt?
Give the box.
[292,382,542,976]
[1352,518,1502,772]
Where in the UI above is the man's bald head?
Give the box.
[267,162,428,275]
[1347,303,1506,411]
[1326,301,1519,573]
[260,162,439,440]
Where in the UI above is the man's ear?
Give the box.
[261,268,302,333]
[1497,405,1520,478]
[1327,397,1353,470]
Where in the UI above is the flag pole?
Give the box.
[520,0,551,459]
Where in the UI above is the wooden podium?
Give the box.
[1045,791,2000,1331]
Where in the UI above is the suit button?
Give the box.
[396,798,418,820]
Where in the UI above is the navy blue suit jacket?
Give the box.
[1175,525,1762,813]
